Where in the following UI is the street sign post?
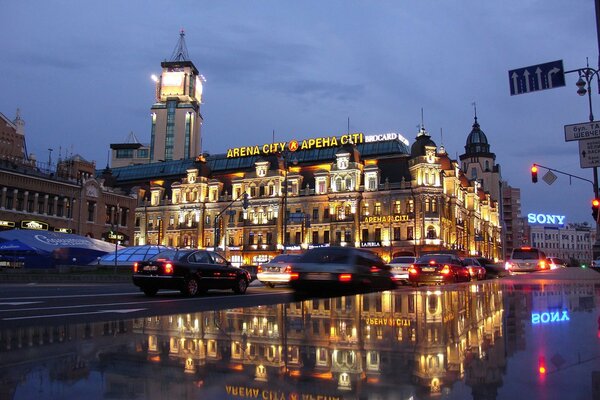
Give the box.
[579,138,600,168]
[564,121,600,141]
[509,60,565,95]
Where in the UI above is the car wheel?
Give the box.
[142,287,158,297]
[234,277,249,294]
[266,282,275,288]
[181,277,200,297]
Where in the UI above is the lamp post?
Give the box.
[566,63,600,258]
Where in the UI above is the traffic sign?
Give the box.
[509,60,565,95]
[579,138,600,168]
[564,121,600,141]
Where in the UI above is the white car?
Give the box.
[256,254,301,287]
[387,256,417,283]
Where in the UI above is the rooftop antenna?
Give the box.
[272,129,275,144]
[170,29,189,62]
[347,117,350,135]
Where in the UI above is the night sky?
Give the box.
[1,0,597,224]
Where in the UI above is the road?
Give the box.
[0,281,299,329]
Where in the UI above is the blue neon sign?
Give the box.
[531,310,570,324]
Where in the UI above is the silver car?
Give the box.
[387,256,417,283]
[256,254,301,287]
[505,247,548,274]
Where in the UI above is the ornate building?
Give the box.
[117,127,502,265]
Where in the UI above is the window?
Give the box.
[374,202,381,216]
[324,208,330,219]
[324,230,330,243]
[115,149,134,158]
[426,226,437,239]
[137,148,149,158]
[471,167,477,179]
[394,227,401,240]
[408,199,414,213]
[394,200,401,214]
[313,208,319,220]
[248,232,254,245]
[362,229,369,242]
[312,231,319,244]
[407,227,414,240]
[87,201,95,222]
[295,231,301,244]
[374,228,381,242]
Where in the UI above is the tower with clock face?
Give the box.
[149,31,205,163]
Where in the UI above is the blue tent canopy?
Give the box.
[0,230,122,267]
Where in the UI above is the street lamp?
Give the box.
[566,62,600,258]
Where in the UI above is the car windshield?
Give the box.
[417,254,456,264]
[512,249,541,260]
[148,250,190,262]
[268,254,301,263]
[390,257,415,263]
[298,248,350,264]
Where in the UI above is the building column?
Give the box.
[12,189,18,211]
[23,191,29,212]
[34,193,39,214]
[43,194,49,214]
[1,187,6,209]
[53,196,58,216]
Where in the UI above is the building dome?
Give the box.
[410,126,437,157]
[464,117,490,154]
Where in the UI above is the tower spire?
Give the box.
[170,29,190,62]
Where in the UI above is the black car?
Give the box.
[288,247,396,292]
[132,249,251,296]
[475,257,508,278]
[408,253,471,286]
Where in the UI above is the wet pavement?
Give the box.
[1,267,600,400]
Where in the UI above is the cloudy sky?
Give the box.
[1,0,598,224]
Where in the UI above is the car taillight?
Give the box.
[284,265,292,273]
[408,265,418,274]
[440,265,451,275]
[539,260,547,269]
[257,265,263,273]
[164,263,174,274]
[339,273,352,282]
[133,262,139,273]
[289,271,299,280]
[370,265,380,273]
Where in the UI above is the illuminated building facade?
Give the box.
[121,128,502,264]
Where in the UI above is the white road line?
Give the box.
[0,302,42,306]
[4,308,147,321]
[0,291,153,300]
[0,291,281,313]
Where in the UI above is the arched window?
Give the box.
[426,225,437,239]
[432,198,437,212]
[408,199,414,213]
[335,177,343,192]
[345,177,353,191]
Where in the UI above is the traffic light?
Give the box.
[531,164,538,183]
[242,193,249,209]
[593,198,600,221]
[538,355,547,376]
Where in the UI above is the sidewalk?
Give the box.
[0,267,132,284]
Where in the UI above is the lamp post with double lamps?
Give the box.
[279,149,298,254]
[566,63,600,258]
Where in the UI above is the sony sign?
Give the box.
[527,213,566,225]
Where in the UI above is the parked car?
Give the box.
[475,257,507,278]
[591,258,600,269]
[408,253,471,286]
[547,257,567,269]
[256,254,301,287]
[504,247,548,274]
[288,247,396,292]
[462,257,486,280]
[387,256,417,284]
[132,249,251,297]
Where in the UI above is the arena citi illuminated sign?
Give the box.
[527,213,566,225]
[225,132,410,158]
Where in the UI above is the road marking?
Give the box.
[0,302,42,306]
[0,291,152,301]
[3,308,147,321]
[0,291,284,313]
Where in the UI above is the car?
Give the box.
[387,256,417,284]
[132,249,251,297]
[288,247,396,292]
[591,258,600,269]
[504,247,548,274]
[408,253,471,286]
[475,257,507,278]
[256,254,301,287]
[547,257,568,269]
[462,257,487,280]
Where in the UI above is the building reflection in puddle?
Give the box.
[1,280,598,399]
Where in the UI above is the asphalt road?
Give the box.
[0,281,300,329]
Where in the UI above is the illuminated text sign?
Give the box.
[0,220,15,228]
[225,386,341,400]
[226,133,364,158]
[21,220,48,230]
[362,215,409,224]
[527,213,566,225]
[364,132,409,146]
[54,228,73,234]
[365,317,411,327]
[531,310,570,324]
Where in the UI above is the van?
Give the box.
[505,247,548,274]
